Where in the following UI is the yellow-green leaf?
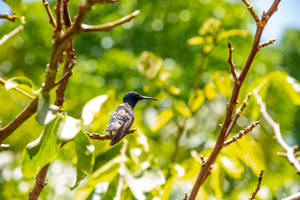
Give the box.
[219,155,244,179]
[138,51,163,79]
[188,36,204,46]
[217,29,248,42]
[199,18,221,35]
[188,89,205,112]
[210,164,223,198]
[175,100,191,117]
[204,81,217,100]
[151,109,173,132]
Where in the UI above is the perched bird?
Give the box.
[105,92,157,145]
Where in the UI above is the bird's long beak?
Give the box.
[142,96,157,101]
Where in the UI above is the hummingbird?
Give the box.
[105,91,157,146]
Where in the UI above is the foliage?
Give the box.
[0,0,300,199]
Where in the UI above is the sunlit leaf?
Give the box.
[210,164,223,198]
[167,85,181,95]
[188,89,205,112]
[21,115,61,179]
[36,93,59,125]
[74,186,93,200]
[161,176,174,200]
[138,51,163,79]
[219,155,244,179]
[4,0,27,15]
[56,115,81,142]
[82,95,108,126]
[217,29,248,42]
[199,18,221,35]
[214,72,232,97]
[188,36,204,46]
[124,167,165,200]
[175,100,191,117]
[71,130,95,190]
[204,81,217,100]
[101,175,119,199]
[151,108,173,132]
[5,76,37,97]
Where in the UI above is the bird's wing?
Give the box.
[105,104,131,132]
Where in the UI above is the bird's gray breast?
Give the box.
[106,103,134,132]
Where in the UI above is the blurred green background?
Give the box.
[0,0,300,199]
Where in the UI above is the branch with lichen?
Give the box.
[188,1,281,199]
[254,88,300,174]
[249,170,264,200]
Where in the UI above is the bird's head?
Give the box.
[123,91,157,108]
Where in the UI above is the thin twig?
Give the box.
[80,10,140,32]
[223,121,260,147]
[42,0,56,27]
[114,140,128,200]
[259,39,276,48]
[0,25,24,46]
[241,0,259,24]
[249,170,264,200]
[188,1,282,199]
[225,92,252,138]
[29,164,49,200]
[87,129,137,141]
[0,14,18,22]
[254,89,300,174]
[0,78,36,99]
[227,41,238,83]
[0,144,10,151]
[282,192,300,200]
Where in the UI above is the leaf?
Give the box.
[213,72,232,97]
[167,85,181,95]
[188,89,205,112]
[4,0,27,15]
[82,95,108,126]
[124,167,165,200]
[101,175,119,199]
[217,29,248,42]
[219,155,244,179]
[71,130,95,190]
[188,36,204,46]
[74,186,94,200]
[36,93,59,125]
[175,100,191,117]
[161,176,174,200]
[5,76,37,97]
[56,115,81,142]
[204,81,217,100]
[138,51,163,79]
[21,115,61,179]
[151,108,173,132]
[199,18,221,36]
[210,164,223,199]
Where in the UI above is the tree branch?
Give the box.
[28,164,49,200]
[227,41,238,83]
[259,39,276,49]
[0,25,24,46]
[0,14,18,22]
[249,170,264,200]
[241,0,259,24]
[87,129,136,140]
[80,10,140,32]
[188,1,281,199]
[0,144,10,151]
[282,192,300,200]
[42,0,56,27]
[254,89,300,174]
[223,121,260,147]
[0,98,38,144]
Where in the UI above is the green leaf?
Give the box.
[219,155,244,179]
[81,95,108,126]
[21,115,61,179]
[124,167,165,200]
[188,36,204,46]
[151,108,173,132]
[4,0,27,15]
[101,175,119,199]
[5,76,37,97]
[56,114,81,142]
[175,100,191,117]
[188,89,205,112]
[36,93,59,125]
[71,130,95,190]
[138,51,163,79]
